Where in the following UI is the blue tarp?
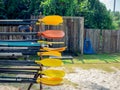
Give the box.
[83,38,95,54]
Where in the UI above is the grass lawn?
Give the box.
[1,53,120,72]
[63,53,120,72]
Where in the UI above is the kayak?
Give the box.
[0,41,40,47]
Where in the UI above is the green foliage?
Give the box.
[112,11,120,30]
[27,0,41,15]
[0,0,119,30]
[0,0,7,18]
[81,0,113,29]
[0,0,41,19]
[40,0,77,16]
[40,0,115,29]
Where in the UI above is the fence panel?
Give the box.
[86,29,120,53]
[102,30,111,53]
[1,18,120,54]
[110,30,117,53]
[117,30,120,52]
[85,29,100,53]
[0,17,84,54]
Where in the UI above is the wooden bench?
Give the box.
[49,56,74,64]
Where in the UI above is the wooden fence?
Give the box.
[0,17,84,54]
[1,16,120,54]
[85,29,120,53]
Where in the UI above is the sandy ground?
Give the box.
[0,68,120,90]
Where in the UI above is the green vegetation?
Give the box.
[0,0,41,19]
[2,53,120,73]
[63,53,120,72]
[18,53,120,72]
[112,12,120,30]
[0,0,120,29]
[40,0,113,29]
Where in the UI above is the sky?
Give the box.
[99,0,120,12]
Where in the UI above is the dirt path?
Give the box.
[0,68,120,90]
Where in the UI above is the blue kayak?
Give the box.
[0,41,40,47]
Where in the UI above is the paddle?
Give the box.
[0,69,65,78]
[0,67,40,70]
[37,77,63,85]
[0,46,66,52]
[38,40,64,45]
[37,51,61,57]
[35,58,63,66]
[0,41,40,47]
[0,76,63,86]
[0,41,65,47]
[0,20,35,26]
[0,40,64,45]
[40,69,65,77]
[0,30,65,39]
[37,30,65,39]
[0,58,63,67]
[0,15,63,26]
[38,15,63,25]
[0,50,61,57]
[41,47,67,52]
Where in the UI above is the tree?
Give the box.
[86,0,113,29]
[3,0,26,19]
[0,0,41,19]
[40,0,114,29]
[0,0,7,19]
[112,11,120,30]
[40,0,77,16]
[0,0,116,30]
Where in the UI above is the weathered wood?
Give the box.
[102,30,111,53]
[117,30,120,52]
[80,18,84,54]
[93,30,100,53]
[0,17,83,54]
[86,29,100,53]
[110,30,117,53]
[1,17,120,54]
[85,29,120,53]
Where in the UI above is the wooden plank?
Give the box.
[63,18,68,50]
[63,18,69,51]
[94,30,100,53]
[117,30,120,52]
[80,18,84,54]
[73,18,78,52]
[102,30,111,53]
[110,30,117,53]
[66,18,74,52]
